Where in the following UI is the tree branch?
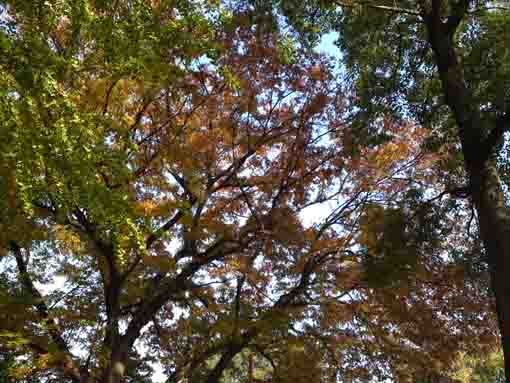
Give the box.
[146,210,184,249]
[8,241,82,383]
[120,237,243,352]
[335,0,422,16]
[205,248,321,383]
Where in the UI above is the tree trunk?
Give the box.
[425,11,510,382]
[103,348,127,383]
[475,166,510,381]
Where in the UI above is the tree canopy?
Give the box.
[274,0,510,380]
[0,1,507,383]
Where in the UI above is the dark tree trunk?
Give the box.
[424,6,510,381]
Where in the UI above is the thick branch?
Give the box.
[146,211,184,249]
[120,238,241,352]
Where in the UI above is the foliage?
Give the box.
[0,1,502,383]
[449,350,505,383]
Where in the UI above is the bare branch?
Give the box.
[335,0,422,16]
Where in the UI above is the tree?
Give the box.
[0,1,500,382]
[272,0,510,380]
